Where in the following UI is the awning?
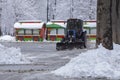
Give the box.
[46,22,66,29]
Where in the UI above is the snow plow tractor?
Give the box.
[56,19,87,50]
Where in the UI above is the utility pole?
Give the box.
[47,0,49,22]
[70,0,74,18]
[52,0,57,20]
[89,0,92,19]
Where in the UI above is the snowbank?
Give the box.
[52,44,120,79]
[0,35,15,42]
[0,44,31,64]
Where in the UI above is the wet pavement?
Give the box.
[0,42,109,80]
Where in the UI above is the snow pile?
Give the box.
[0,35,15,42]
[52,44,120,79]
[0,44,31,64]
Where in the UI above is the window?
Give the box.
[18,30,24,35]
[50,29,56,35]
[25,29,32,35]
[33,29,40,35]
[58,29,65,35]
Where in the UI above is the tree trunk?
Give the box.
[112,0,120,44]
[0,21,1,36]
[0,28,2,36]
[97,0,113,50]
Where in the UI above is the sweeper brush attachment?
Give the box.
[56,42,86,50]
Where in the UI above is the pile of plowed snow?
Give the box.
[0,35,15,42]
[0,44,31,64]
[52,44,120,79]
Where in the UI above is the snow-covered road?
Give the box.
[0,42,94,80]
[0,42,113,80]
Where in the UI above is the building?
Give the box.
[14,20,46,41]
[46,20,66,41]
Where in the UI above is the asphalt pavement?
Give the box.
[0,42,109,80]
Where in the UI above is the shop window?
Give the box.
[25,29,32,35]
[58,29,65,35]
[33,29,40,35]
[50,29,56,35]
[18,30,24,35]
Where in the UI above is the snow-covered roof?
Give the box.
[47,22,66,28]
[84,22,96,28]
[84,20,96,22]
[14,22,45,29]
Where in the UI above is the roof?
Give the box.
[46,22,66,28]
[84,20,96,23]
[84,22,96,28]
[14,22,45,29]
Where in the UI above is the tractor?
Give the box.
[56,19,87,50]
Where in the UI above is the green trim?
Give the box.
[56,38,62,41]
[16,37,43,42]
[46,23,65,29]
[47,37,62,41]
[24,38,33,41]
[88,38,96,40]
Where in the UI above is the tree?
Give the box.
[0,8,2,36]
[112,0,120,44]
[97,0,120,50]
[97,0,113,50]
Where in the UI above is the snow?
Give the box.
[18,20,42,23]
[47,22,66,28]
[84,22,96,28]
[51,20,66,22]
[0,35,15,42]
[55,23,66,28]
[52,44,120,79]
[0,0,97,35]
[1,0,47,35]
[14,22,45,29]
[0,44,31,64]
